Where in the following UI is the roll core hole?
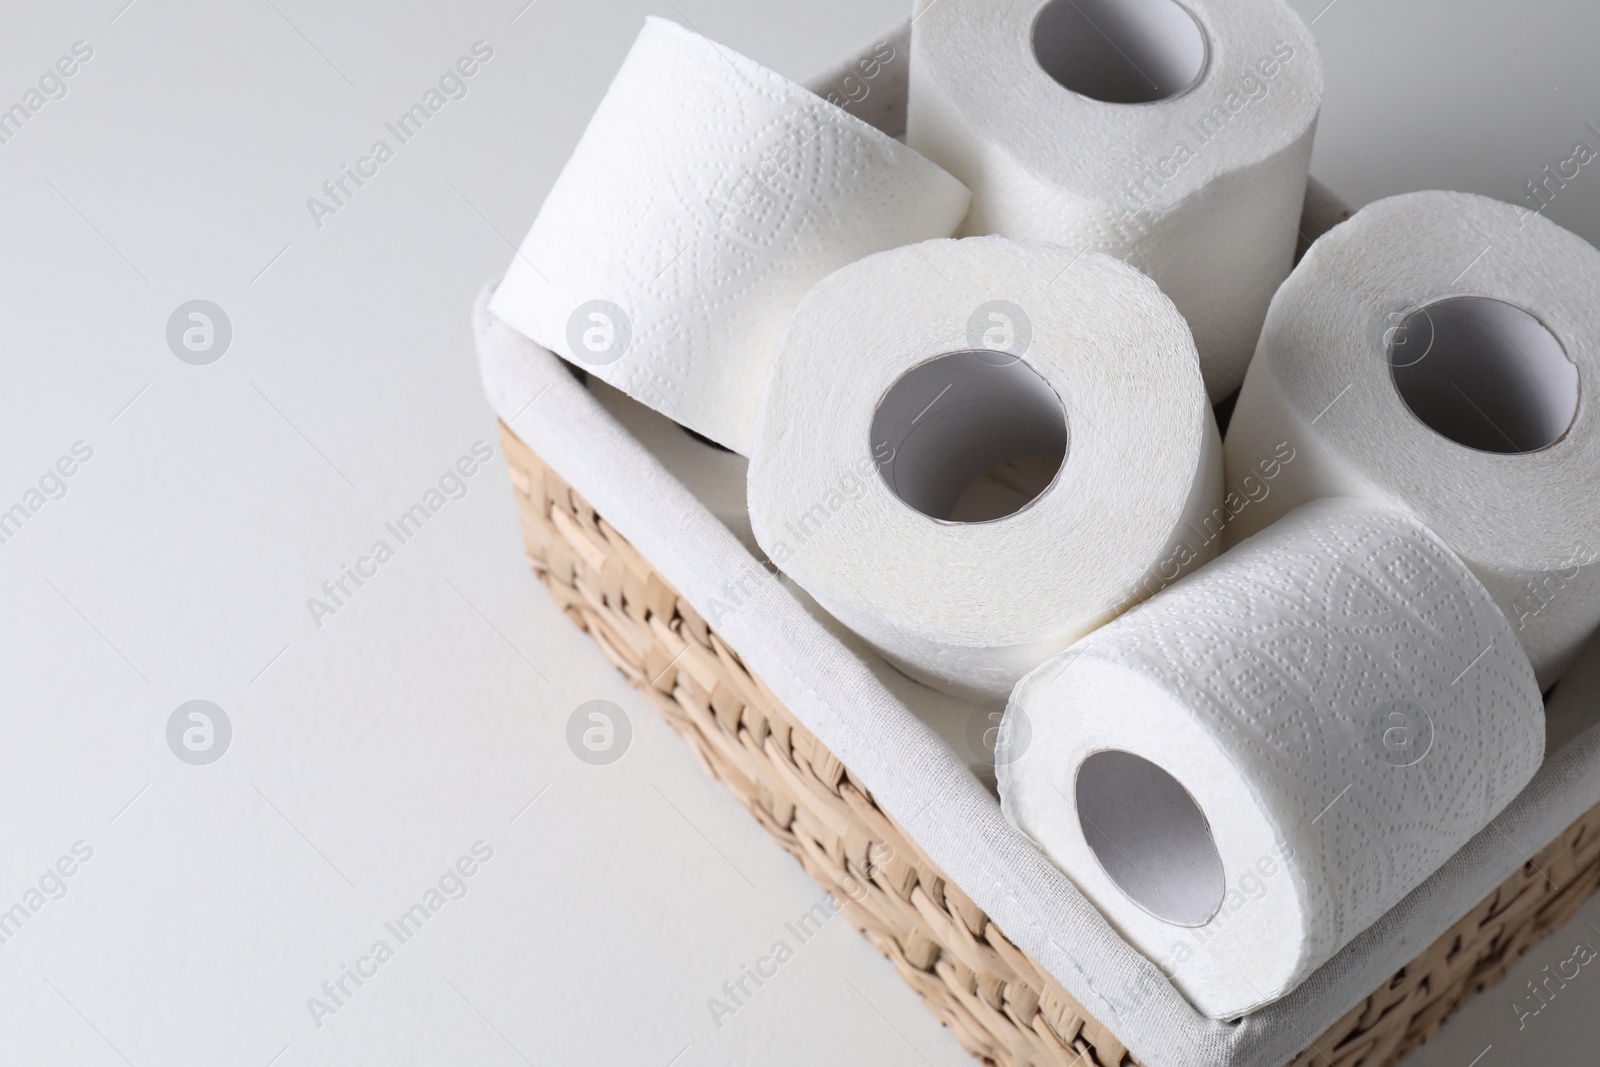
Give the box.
[1032,0,1207,104]
[1387,297,1578,454]
[1076,750,1225,927]
[871,350,1068,523]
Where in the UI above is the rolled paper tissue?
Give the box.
[748,235,1222,701]
[907,0,1322,401]
[1224,190,1600,687]
[489,17,970,455]
[998,498,1545,1019]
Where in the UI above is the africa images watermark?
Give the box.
[1126,440,1297,604]
[0,40,94,147]
[305,40,495,229]
[1508,545,1596,634]
[306,440,494,629]
[1514,116,1600,227]
[812,39,897,112]
[1099,837,1299,1019]
[703,442,893,628]
[1510,926,1600,1030]
[1152,841,1297,981]
[704,842,891,1029]
[0,440,95,548]
[1105,696,1434,1007]
[0,841,94,948]
[305,840,495,1029]
[1105,41,1300,244]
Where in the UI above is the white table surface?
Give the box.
[2,1,1597,1064]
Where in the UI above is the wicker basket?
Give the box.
[498,418,1600,1067]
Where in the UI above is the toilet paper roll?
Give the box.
[488,17,970,456]
[1224,191,1600,688]
[907,0,1322,402]
[998,498,1545,1019]
[748,235,1223,701]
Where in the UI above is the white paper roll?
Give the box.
[1225,191,1600,688]
[998,498,1545,1019]
[488,17,970,455]
[748,236,1222,701]
[906,0,1321,402]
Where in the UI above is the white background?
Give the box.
[2,1,1598,1065]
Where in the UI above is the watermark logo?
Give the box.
[567,699,631,765]
[166,300,232,365]
[566,300,631,366]
[1383,305,1436,369]
[167,700,232,765]
[966,699,1032,770]
[1364,699,1433,768]
[966,300,1032,361]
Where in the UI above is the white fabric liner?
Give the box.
[472,22,1600,1065]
